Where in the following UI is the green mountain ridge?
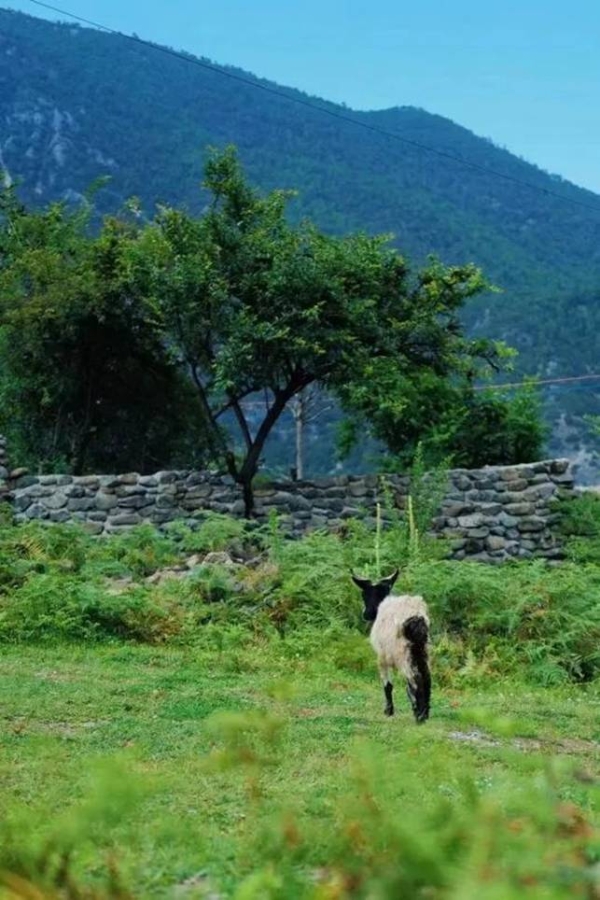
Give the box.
[2,7,600,476]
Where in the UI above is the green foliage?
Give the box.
[0,512,598,685]
[430,384,547,468]
[3,8,600,470]
[125,147,505,510]
[341,375,546,470]
[0,190,207,474]
[164,512,247,554]
[1,640,599,898]
[556,491,600,564]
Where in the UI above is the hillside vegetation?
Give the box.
[2,8,600,471]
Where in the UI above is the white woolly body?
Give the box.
[370,594,429,682]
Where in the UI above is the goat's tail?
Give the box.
[402,615,431,723]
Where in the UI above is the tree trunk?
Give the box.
[236,383,306,517]
[294,390,305,480]
[241,474,255,519]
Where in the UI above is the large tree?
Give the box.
[0,189,205,473]
[131,148,506,514]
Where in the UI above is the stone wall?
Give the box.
[7,458,574,563]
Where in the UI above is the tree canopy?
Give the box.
[0,149,545,506]
[128,148,529,512]
[0,189,205,474]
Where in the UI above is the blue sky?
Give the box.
[4,0,600,191]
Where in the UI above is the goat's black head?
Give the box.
[351,570,399,622]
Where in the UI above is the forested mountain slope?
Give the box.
[2,8,600,473]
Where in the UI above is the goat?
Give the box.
[352,569,431,723]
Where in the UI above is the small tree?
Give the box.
[134,148,504,515]
[289,387,333,480]
[338,368,546,470]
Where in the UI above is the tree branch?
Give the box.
[189,361,236,474]
[230,396,253,450]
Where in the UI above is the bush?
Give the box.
[0,513,599,684]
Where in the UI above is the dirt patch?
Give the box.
[448,729,600,757]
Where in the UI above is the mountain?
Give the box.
[2,7,600,476]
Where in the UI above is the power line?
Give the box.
[478,373,600,391]
[24,0,600,218]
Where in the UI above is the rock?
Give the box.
[467,527,490,539]
[121,485,148,496]
[44,492,68,510]
[317,498,344,512]
[96,493,118,511]
[183,486,212,500]
[148,510,174,523]
[67,498,96,511]
[14,494,32,512]
[14,475,38,489]
[552,473,574,485]
[499,512,519,528]
[99,476,122,489]
[26,503,49,520]
[203,551,236,567]
[517,517,546,532]
[65,485,86,499]
[156,471,177,484]
[457,513,484,528]
[442,503,472,518]
[486,535,507,551]
[82,521,103,536]
[504,502,534,516]
[506,478,528,492]
[465,538,485,553]
[185,554,203,569]
[118,495,153,510]
[10,467,29,479]
[108,513,142,526]
[479,503,502,516]
[454,476,473,491]
[49,509,71,523]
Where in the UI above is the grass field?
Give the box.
[0,509,600,897]
[1,641,599,898]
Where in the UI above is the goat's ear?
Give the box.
[382,569,399,590]
[351,573,370,590]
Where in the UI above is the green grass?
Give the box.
[0,511,599,897]
[1,642,599,898]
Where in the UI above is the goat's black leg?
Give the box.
[406,672,430,723]
[383,680,394,716]
[378,665,394,716]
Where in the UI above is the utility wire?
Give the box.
[477,373,600,391]
[23,0,600,218]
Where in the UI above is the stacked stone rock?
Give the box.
[435,459,573,562]
[10,458,574,562]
